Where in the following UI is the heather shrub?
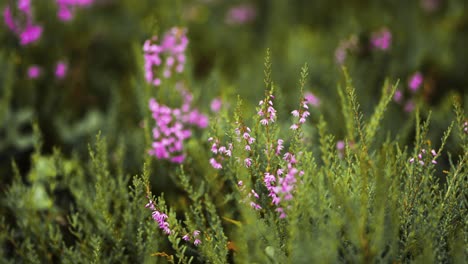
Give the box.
[1,1,467,263]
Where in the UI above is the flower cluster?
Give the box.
[409,148,438,166]
[4,0,43,46]
[182,230,202,246]
[148,87,208,164]
[370,27,392,51]
[145,199,171,235]
[290,98,310,130]
[56,0,94,21]
[208,137,232,169]
[225,4,256,25]
[258,94,277,126]
[394,71,424,113]
[234,123,256,168]
[143,27,188,86]
[463,121,468,134]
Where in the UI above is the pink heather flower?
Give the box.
[336,141,345,151]
[194,239,201,246]
[276,139,284,155]
[19,24,42,45]
[250,189,259,199]
[56,0,94,21]
[146,198,172,235]
[145,199,156,210]
[394,90,403,103]
[250,202,262,210]
[143,27,188,87]
[210,158,222,169]
[148,88,208,163]
[408,72,423,92]
[225,4,256,25]
[4,3,42,46]
[304,92,320,107]
[431,149,437,157]
[371,28,392,51]
[55,61,68,79]
[182,234,190,241]
[244,158,252,168]
[27,65,41,79]
[210,98,222,112]
[193,230,200,237]
[238,181,243,186]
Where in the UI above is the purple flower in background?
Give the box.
[148,87,208,164]
[27,65,41,79]
[4,2,43,46]
[19,24,43,45]
[408,72,423,92]
[371,28,392,51]
[55,61,68,79]
[225,4,256,25]
[56,0,94,21]
[393,89,403,103]
[143,27,188,87]
[210,97,222,112]
[304,92,320,107]
[336,140,345,151]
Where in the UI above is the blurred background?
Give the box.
[1,0,468,189]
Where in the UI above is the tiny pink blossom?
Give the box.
[210,98,222,112]
[371,28,392,51]
[408,72,423,92]
[55,61,68,79]
[394,90,403,103]
[27,65,41,79]
[194,239,202,246]
[182,234,190,241]
[225,4,256,25]
[244,158,252,168]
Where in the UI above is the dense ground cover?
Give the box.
[0,1,467,263]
